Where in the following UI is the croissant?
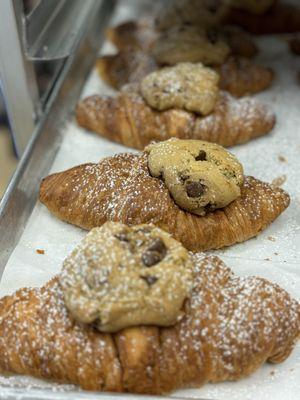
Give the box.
[224,3,300,34]
[107,19,258,58]
[106,18,158,52]
[0,255,298,394]
[76,84,275,150]
[39,153,289,252]
[97,51,273,98]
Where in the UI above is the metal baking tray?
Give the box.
[0,1,299,399]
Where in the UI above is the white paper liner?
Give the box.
[0,1,299,399]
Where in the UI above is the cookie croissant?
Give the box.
[39,153,289,252]
[97,51,274,98]
[76,85,275,150]
[0,255,298,394]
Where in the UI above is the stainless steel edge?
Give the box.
[0,0,116,273]
[25,0,105,61]
[0,0,39,156]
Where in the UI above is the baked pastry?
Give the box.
[61,222,194,332]
[0,245,298,393]
[77,70,275,150]
[216,56,274,98]
[224,3,300,34]
[97,51,272,98]
[106,18,158,52]
[152,25,231,66]
[39,139,289,252]
[107,19,258,58]
[155,0,231,31]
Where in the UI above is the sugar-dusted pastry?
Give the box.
[155,0,231,31]
[106,17,158,52]
[224,3,300,35]
[107,18,258,58]
[97,51,273,98]
[39,139,289,252]
[146,139,244,215]
[61,222,194,333]
[152,25,230,66]
[0,232,298,393]
[140,63,220,115]
[77,64,275,150]
[216,56,274,98]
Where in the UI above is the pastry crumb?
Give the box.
[267,236,276,242]
[278,155,287,163]
[36,249,45,255]
[264,258,271,261]
[271,175,287,187]
[274,252,279,255]
[270,370,275,376]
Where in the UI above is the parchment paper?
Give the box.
[0,1,299,399]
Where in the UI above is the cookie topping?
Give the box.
[141,62,220,115]
[146,138,244,215]
[152,25,230,66]
[196,150,207,161]
[60,222,193,332]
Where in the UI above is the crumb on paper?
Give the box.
[36,249,45,255]
[278,155,287,163]
[271,175,287,187]
[274,252,279,255]
[290,368,295,372]
[264,258,271,261]
[270,370,276,376]
[267,236,276,242]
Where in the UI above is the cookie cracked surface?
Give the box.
[146,138,244,216]
[60,222,193,333]
[141,62,220,115]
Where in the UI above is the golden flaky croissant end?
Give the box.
[0,255,298,394]
[97,51,273,98]
[39,153,289,252]
[106,18,158,52]
[76,84,275,150]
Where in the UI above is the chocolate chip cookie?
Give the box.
[60,222,193,332]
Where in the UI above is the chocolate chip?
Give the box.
[115,232,129,242]
[142,251,164,267]
[204,203,216,213]
[186,181,206,198]
[195,150,207,161]
[142,238,167,267]
[140,275,158,286]
[148,238,167,254]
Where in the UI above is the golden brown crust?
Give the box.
[96,49,158,90]
[0,255,298,393]
[106,18,158,51]
[76,86,275,150]
[224,3,300,35]
[39,153,289,252]
[217,56,274,97]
